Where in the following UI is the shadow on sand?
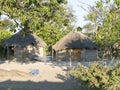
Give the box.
[0,73,80,90]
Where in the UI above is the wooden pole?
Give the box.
[7,46,9,59]
[52,49,53,61]
[2,47,5,59]
[69,49,72,67]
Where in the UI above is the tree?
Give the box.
[0,0,75,54]
[82,0,120,57]
[0,18,12,30]
[77,26,82,31]
[0,30,12,46]
[83,23,95,33]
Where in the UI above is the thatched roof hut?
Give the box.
[53,30,97,51]
[2,31,46,61]
[52,30,97,61]
[2,31,46,47]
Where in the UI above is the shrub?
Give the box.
[0,30,13,57]
[70,61,120,90]
[0,30,12,45]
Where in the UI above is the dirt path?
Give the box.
[0,61,80,90]
[0,78,79,90]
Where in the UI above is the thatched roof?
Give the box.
[2,31,46,47]
[53,30,97,51]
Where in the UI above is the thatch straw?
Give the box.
[2,31,46,47]
[53,30,97,51]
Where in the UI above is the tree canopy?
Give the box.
[0,30,12,46]
[83,0,120,48]
[0,0,75,53]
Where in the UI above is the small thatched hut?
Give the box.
[2,31,46,61]
[52,30,97,61]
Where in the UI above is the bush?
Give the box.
[0,30,13,57]
[70,61,120,90]
[0,30,12,45]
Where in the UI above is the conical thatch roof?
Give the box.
[53,30,97,51]
[2,31,46,47]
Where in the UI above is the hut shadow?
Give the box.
[0,61,6,64]
[56,73,76,81]
[0,75,80,90]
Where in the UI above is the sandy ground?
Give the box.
[0,61,80,90]
[0,59,119,90]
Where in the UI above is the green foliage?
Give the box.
[86,13,96,22]
[96,7,120,48]
[106,62,120,90]
[0,30,12,56]
[76,27,82,31]
[0,0,74,54]
[96,1,102,8]
[71,61,120,90]
[0,30,12,46]
[115,0,120,6]
[83,23,94,33]
[83,0,120,57]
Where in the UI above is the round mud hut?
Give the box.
[52,30,98,61]
[2,31,46,61]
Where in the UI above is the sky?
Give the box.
[67,0,96,27]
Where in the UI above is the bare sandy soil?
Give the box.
[0,61,80,90]
[0,59,119,90]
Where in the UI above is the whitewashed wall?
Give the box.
[14,45,45,61]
